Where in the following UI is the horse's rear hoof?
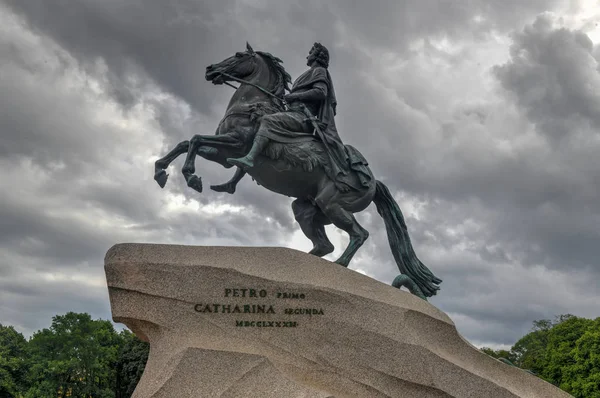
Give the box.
[334,259,350,268]
[309,243,335,257]
[154,170,169,188]
[187,175,203,193]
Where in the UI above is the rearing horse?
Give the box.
[153,43,442,299]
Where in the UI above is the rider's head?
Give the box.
[308,42,330,68]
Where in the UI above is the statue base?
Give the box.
[105,243,569,398]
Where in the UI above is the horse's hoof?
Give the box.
[334,259,350,268]
[210,184,235,194]
[187,175,203,193]
[154,170,169,188]
[309,244,335,257]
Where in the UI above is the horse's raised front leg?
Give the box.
[154,140,190,188]
[210,167,246,194]
[154,141,225,188]
[182,134,242,194]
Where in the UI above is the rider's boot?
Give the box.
[227,135,269,170]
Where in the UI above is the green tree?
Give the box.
[540,316,593,390]
[556,317,600,397]
[0,324,29,397]
[511,317,553,371]
[24,312,121,398]
[114,330,148,398]
[508,314,600,397]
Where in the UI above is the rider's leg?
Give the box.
[227,135,270,170]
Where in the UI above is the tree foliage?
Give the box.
[0,313,149,398]
[115,330,149,398]
[0,324,29,398]
[565,319,600,398]
[481,314,600,397]
[24,312,121,398]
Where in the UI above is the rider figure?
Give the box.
[227,43,350,184]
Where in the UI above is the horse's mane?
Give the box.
[256,51,292,97]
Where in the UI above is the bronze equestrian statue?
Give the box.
[153,42,442,300]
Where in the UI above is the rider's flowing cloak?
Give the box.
[292,67,348,179]
[294,67,371,191]
[259,66,371,191]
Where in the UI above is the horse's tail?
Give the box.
[373,180,442,298]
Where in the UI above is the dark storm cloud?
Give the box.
[490,15,600,271]
[3,0,227,112]
[329,0,567,49]
[1,0,598,348]
[495,15,600,140]
[3,0,566,113]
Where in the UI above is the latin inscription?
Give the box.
[193,288,324,328]
[194,304,275,314]
[236,320,298,328]
[284,308,324,316]
[224,288,267,298]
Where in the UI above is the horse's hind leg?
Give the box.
[315,194,369,267]
[328,208,369,267]
[154,140,190,188]
[292,199,334,257]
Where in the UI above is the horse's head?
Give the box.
[205,42,258,85]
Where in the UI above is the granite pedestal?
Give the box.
[105,243,571,398]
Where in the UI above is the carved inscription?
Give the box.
[194,304,275,314]
[193,288,324,328]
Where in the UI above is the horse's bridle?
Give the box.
[212,69,289,128]
[216,71,288,110]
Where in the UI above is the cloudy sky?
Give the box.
[1,0,599,349]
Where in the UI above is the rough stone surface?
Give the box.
[105,243,571,398]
